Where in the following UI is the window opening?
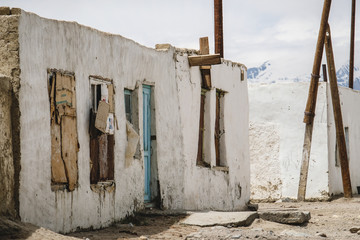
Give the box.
[89,77,115,184]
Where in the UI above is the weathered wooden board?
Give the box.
[188,54,221,67]
[98,134,108,180]
[51,123,67,183]
[61,116,78,191]
[95,101,110,133]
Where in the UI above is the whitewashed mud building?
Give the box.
[0,8,250,233]
[249,82,360,201]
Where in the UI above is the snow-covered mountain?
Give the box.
[247,61,360,90]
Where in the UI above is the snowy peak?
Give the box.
[247,61,360,90]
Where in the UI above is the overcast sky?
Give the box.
[1,0,358,76]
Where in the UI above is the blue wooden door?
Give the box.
[143,85,151,202]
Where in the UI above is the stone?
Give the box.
[0,7,10,15]
[181,211,259,227]
[350,226,360,233]
[315,232,327,237]
[259,210,311,225]
[280,230,311,238]
[231,234,242,239]
[10,8,21,15]
[247,203,259,211]
[139,236,148,240]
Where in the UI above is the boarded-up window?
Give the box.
[215,89,226,166]
[89,77,115,184]
[124,89,132,123]
[48,70,78,191]
[196,88,210,167]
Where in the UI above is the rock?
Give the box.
[315,232,327,237]
[139,236,148,240]
[280,230,311,237]
[350,226,360,233]
[247,203,259,211]
[0,7,10,15]
[231,234,242,239]
[358,230,360,235]
[259,210,311,225]
[181,211,259,227]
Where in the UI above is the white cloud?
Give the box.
[0,0,358,72]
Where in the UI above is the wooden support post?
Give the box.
[322,64,328,82]
[200,37,210,55]
[325,25,353,198]
[349,0,356,89]
[298,0,332,201]
[214,0,224,58]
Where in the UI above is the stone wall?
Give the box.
[0,7,21,217]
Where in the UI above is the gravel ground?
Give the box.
[2,196,360,240]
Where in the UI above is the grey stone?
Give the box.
[181,211,259,227]
[280,230,311,237]
[259,210,311,225]
[350,226,360,233]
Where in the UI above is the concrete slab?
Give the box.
[181,211,258,227]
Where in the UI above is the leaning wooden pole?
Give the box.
[325,25,353,198]
[349,0,356,89]
[298,0,332,201]
[214,0,224,58]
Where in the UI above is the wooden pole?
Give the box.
[325,24,353,198]
[214,0,224,58]
[349,0,356,89]
[322,64,328,82]
[298,0,332,201]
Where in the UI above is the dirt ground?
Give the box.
[1,196,360,240]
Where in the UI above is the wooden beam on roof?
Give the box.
[188,54,221,67]
[199,37,210,55]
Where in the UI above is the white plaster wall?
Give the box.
[17,11,183,232]
[249,83,329,200]
[328,85,360,195]
[176,54,250,210]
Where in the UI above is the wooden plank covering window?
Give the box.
[49,70,78,191]
[197,90,206,165]
[215,91,221,166]
[61,115,78,191]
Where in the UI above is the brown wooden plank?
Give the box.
[303,0,332,124]
[325,24,352,198]
[90,137,100,184]
[61,116,78,191]
[214,0,224,58]
[197,93,206,165]
[108,84,115,113]
[349,0,356,89]
[107,134,115,180]
[199,37,209,55]
[201,68,212,89]
[298,0,332,201]
[51,122,67,183]
[215,91,220,166]
[188,54,221,67]
[98,134,108,180]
